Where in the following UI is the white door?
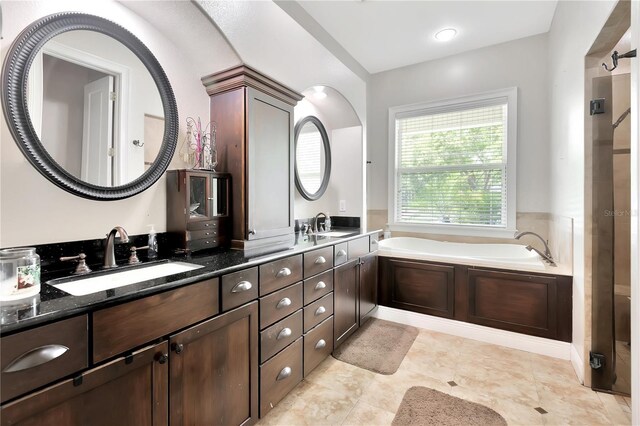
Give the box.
[81,75,114,186]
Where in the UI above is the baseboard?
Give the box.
[570,344,585,384]
[373,306,571,360]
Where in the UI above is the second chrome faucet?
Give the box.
[104,226,130,269]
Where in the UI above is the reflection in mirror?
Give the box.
[27,30,164,187]
[294,116,331,201]
[296,121,325,194]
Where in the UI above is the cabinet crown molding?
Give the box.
[202,64,303,106]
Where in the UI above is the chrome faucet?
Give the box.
[104,226,130,269]
[313,212,328,234]
[514,231,556,266]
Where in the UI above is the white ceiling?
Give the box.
[297,1,558,74]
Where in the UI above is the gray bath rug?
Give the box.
[392,386,507,426]
[332,318,418,374]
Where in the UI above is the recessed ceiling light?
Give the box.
[434,28,457,42]
[313,86,327,100]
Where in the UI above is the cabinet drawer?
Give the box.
[259,255,302,296]
[187,220,218,231]
[260,283,303,329]
[221,267,259,311]
[347,236,370,260]
[187,228,219,241]
[188,237,220,252]
[334,242,348,266]
[1,315,88,403]
[260,310,303,363]
[303,246,334,278]
[303,316,333,377]
[303,269,334,305]
[303,292,333,333]
[260,338,303,417]
[92,279,219,363]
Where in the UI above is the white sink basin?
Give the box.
[320,231,353,237]
[50,261,204,296]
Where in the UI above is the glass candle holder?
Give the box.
[0,248,41,303]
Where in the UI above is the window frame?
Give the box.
[387,87,518,238]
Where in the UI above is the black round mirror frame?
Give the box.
[1,12,178,201]
[294,115,331,201]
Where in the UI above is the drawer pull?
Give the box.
[276,366,292,381]
[314,256,326,265]
[336,249,347,257]
[276,267,292,278]
[231,281,253,293]
[277,327,292,340]
[315,339,327,350]
[204,223,211,227]
[4,345,69,373]
[276,297,292,309]
[314,281,326,291]
[315,306,326,316]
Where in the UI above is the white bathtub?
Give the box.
[378,237,546,271]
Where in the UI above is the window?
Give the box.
[388,88,517,237]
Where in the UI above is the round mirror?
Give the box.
[294,116,331,201]
[2,13,178,200]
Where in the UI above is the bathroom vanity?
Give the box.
[0,231,380,425]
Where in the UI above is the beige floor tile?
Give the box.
[304,355,375,398]
[413,329,464,352]
[597,392,632,426]
[454,372,540,407]
[400,341,458,381]
[285,381,360,426]
[455,352,536,384]
[360,367,452,415]
[529,353,580,385]
[341,400,395,426]
[492,399,545,426]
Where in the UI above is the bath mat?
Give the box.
[392,386,507,426]
[332,318,418,374]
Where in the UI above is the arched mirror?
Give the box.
[294,116,331,201]
[2,13,178,200]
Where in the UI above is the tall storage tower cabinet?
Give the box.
[202,65,303,255]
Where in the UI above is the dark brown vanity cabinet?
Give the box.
[204,65,303,254]
[334,236,380,350]
[1,341,169,426]
[169,302,259,426]
[167,169,230,253]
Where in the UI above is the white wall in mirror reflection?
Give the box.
[27,30,164,187]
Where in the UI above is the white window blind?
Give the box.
[394,99,509,228]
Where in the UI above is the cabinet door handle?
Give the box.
[336,249,347,257]
[276,267,291,278]
[231,281,253,293]
[276,366,292,381]
[171,343,184,354]
[314,256,326,265]
[276,297,292,309]
[315,339,326,350]
[3,345,69,372]
[315,306,326,316]
[314,281,326,291]
[248,229,256,236]
[155,353,169,364]
[277,327,292,340]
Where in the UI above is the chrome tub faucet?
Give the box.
[514,231,556,267]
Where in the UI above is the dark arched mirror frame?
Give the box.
[294,115,331,201]
[1,12,178,200]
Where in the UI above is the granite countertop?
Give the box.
[0,229,381,335]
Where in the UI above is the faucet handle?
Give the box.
[60,253,92,275]
[128,246,149,265]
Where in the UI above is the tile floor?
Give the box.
[258,327,632,425]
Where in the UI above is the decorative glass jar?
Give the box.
[0,248,41,302]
